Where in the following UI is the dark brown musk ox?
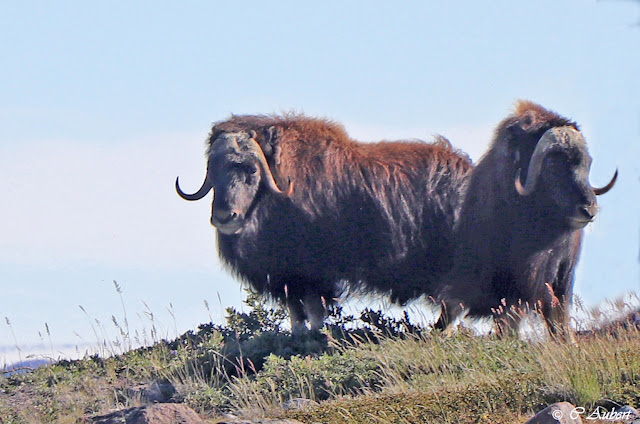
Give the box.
[176,114,473,332]
[434,101,617,340]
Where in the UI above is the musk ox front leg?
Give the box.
[543,302,574,342]
[283,280,331,333]
[286,295,327,333]
[536,258,578,342]
[540,285,575,342]
[287,297,309,334]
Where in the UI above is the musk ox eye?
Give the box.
[243,165,259,184]
[232,162,257,174]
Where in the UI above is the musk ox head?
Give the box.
[176,130,292,235]
[513,125,617,230]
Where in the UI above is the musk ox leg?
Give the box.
[433,301,465,335]
[494,308,525,338]
[540,268,577,342]
[304,294,327,332]
[286,294,328,333]
[491,300,531,338]
[287,298,309,334]
[542,299,575,343]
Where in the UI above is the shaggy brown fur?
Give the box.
[206,113,473,329]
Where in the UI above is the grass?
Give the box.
[286,327,640,424]
[0,290,639,424]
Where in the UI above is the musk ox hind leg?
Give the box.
[433,301,465,335]
[493,303,527,338]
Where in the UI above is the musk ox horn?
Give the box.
[246,133,293,196]
[175,176,213,201]
[514,126,583,196]
[592,169,618,195]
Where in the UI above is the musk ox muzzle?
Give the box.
[211,206,245,235]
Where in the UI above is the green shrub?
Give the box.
[1,290,639,424]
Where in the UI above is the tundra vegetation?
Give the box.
[1,290,639,424]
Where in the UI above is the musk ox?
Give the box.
[434,101,617,340]
[176,114,473,332]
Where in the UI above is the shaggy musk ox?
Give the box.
[435,101,617,340]
[176,114,473,332]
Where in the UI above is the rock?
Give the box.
[89,403,203,424]
[126,381,176,403]
[216,420,304,424]
[526,402,583,424]
[617,404,640,417]
[612,405,640,423]
[283,397,318,410]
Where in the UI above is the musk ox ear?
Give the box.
[507,110,549,137]
[265,126,281,144]
[259,126,282,164]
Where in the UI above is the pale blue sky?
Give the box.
[1,1,638,362]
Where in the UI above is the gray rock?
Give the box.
[526,402,583,424]
[216,419,304,424]
[613,405,640,423]
[89,403,203,424]
[573,405,640,422]
[142,381,176,403]
[124,381,176,404]
[283,397,319,410]
[617,405,640,415]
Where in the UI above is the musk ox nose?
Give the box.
[211,209,240,226]
[569,203,599,230]
[210,207,246,234]
[578,203,598,221]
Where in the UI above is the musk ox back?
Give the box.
[435,101,617,340]
[177,114,473,332]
